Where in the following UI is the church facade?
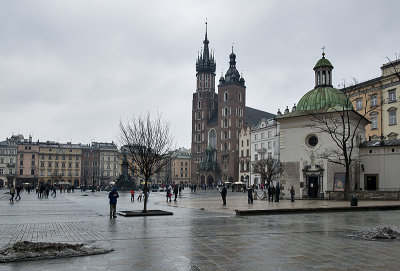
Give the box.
[190,26,273,185]
[277,53,368,198]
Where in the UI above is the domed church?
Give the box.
[277,52,368,198]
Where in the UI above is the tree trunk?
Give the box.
[344,165,350,200]
[143,178,148,212]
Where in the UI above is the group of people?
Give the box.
[8,184,22,202]
[166,184,183,202]
[219,184,296,206]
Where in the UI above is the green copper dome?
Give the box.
[297,86,353,112]
[314,56,333,69]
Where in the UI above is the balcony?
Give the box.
[7,163,16,168]
[257,148,267,154]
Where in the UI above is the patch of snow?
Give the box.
[347,226,400,241]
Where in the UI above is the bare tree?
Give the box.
[251,157,283,187]
[308,96,373,199]
[119,112,174,212]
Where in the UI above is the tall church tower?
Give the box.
[191,23,218,184]
[217,48,246,183]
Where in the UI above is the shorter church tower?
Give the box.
[217,48,246,183]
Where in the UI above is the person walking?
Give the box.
[130,189,135,202]
[221,185,227,206]
[51,185,57,197]
[9,185,15,202]
[248,185,254,204]
[275,185,280,202]
[137,189,142,201]
[267,185,272,202]
[15,184,22,200]
[108,187,119,218]
[173,185,179,202]
[271,185,275,202]
[290,185,295,202]
[178,185,182,197]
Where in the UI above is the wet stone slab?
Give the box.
[117,210,173,217]
[1,189,400,270]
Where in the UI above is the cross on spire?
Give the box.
[232,42,234,53]
[322,45,326,58]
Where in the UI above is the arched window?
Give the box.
[224,92,228,101]
[238,92,242,102]
[224,107,229,116]
[208,129,217,149]
[198,101,201,109]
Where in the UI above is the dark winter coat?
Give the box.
[221,187,227,198]
[109,188,119,205]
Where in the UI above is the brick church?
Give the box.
[191,25,274,186]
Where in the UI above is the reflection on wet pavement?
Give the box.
[0,189,399,270]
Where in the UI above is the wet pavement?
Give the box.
[1,188,400,270]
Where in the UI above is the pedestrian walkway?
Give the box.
[0,189,400,270]
[159,190,400,215]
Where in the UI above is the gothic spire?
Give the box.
[196,21,216,74]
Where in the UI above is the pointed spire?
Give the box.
[196,21,215,74]
[203,20,209,62]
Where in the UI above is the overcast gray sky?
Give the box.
[1,0,399,148]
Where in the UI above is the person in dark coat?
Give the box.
[290,185,295,202]
[108,187,119,218]
[267,185,272,202]
[15,185,22,200]
[275,185,280,202]
[221,185,227,205]
[173,185,179,202]
[166,186,172,202]
[271,185,275,202]
[248,185,254,204]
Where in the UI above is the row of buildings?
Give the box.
[0,135,191,189]
[190,25,400,197]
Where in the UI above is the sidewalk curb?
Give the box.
[235,205,400,216]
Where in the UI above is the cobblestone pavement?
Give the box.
[0,189,400,270]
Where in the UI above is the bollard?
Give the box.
[351,195,358,206]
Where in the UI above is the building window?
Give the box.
[20,169,23,175]
[224,92,228,101]
[255,154,258,161]
[370,95,377,107]
[306,134,319,147]
[356,98,362,110]
[389,89,396,103]
[389,109,397,125]
[371,116,378,130]
[31,169,34,175]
